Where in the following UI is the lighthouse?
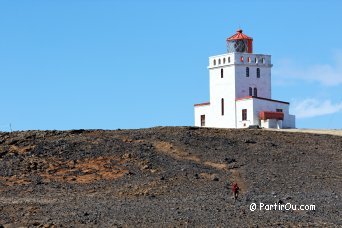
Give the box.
[194,29,295,129]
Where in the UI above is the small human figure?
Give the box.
[232,183,239,201]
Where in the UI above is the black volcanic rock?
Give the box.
[0,127,341,227]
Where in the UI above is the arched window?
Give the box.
[213,59,216,65]
[246,67,249,77]
[228,57,231,63]
[262,58,265,64]
[221,68,224,78]
[218,59,221,65]
[223,58,226,64]
[221,98,224,116]
[249,87,252,96]
[257,68,260,78]
[240,56,244,62]
[254,88,258,97]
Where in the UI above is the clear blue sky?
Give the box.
[1,0,341,130]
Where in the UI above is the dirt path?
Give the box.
[264,128,342,136]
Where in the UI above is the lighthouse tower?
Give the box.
[194,29,295,129]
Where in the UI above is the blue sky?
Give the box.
[0,0,341,130]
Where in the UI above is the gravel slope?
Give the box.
[0,127,341,227]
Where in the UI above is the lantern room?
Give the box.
[227,29,253,53]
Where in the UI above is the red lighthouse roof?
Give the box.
[226,29,253,53]
[227,29,253,41]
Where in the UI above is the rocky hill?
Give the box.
[0,127,341,227]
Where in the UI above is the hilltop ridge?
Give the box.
[0,127,341,227]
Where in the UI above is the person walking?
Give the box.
[232,183,239,201]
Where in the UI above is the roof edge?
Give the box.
[194,102,210,107]
[236,96,290,104]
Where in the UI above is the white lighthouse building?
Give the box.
[194,29,295,129]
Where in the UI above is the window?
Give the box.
[221,98,224,116]
[200,115,205,126]
[213,59,216,66]
[246,67,249,77]
[228,57,231,63]
[247,57,251,63]
[249,87,252,96]
[218,59,221,65]
[254,57,258,63]
[242,109,247,121]
[257,68,260,78]
[221,68,224,78]
[262,58,265,64]
[240,56,244,62]
[276,109,283,112]
[223,58,226,64]
[254,88,258,97]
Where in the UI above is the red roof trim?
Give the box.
[194,102,210,107]
[227,29,253,41]
[260,111,284,120]
[235,96,290,104]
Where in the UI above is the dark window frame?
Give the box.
[221,68,224,78]
[246,67,249,77]
[254,88,258,97]
[221,98,224,116]
[200,115,205,126]
[257,68,260,78]
[242,109,247,121]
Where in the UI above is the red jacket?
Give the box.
[232,183,239,192]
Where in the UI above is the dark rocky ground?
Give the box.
[0,127,341,227]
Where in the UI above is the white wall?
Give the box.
[235,99,253,128]
[261,119,283,129]
[234,53,272,99]
[208,54,236,128]
[235,65,271,99]
[194,104,211,127]
[285,114,296,129]
[235,97,295,128]
[209,53,272,100]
